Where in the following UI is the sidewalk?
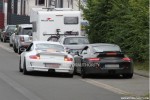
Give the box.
[134,69,149,78]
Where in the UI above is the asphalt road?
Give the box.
[0,42,149,100]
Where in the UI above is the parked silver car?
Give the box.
[57,36,89,56]
[13,24,33,54]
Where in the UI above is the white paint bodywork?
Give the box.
[20,41,74,74]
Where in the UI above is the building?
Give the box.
[0,0,4,29]
[17,0,87,16]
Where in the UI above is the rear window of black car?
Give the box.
[93,45,121,52]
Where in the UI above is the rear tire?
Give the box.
[3,37,6,42]
[18,47,22,54]
[19,57,23,72]
[9,43,13,47]
[123,73,133,79]
[68,74,73,78]
[81,67,86,78]
[23,59,29,75]
[13,44,18,53]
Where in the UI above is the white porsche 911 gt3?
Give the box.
[19,41,74,77]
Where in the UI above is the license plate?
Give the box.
[105,64,119,69]
[45,63,60,68]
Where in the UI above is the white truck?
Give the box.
[30,8,81,41]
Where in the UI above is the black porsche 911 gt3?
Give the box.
[74,43,133,78]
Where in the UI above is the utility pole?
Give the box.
[3,0,7,27]
[79,0,81,11]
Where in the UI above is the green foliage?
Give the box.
[83,0,149,62]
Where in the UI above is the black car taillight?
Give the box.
[88,58,101,61]
[122,57,131,62]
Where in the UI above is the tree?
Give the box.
[83,0,149,62]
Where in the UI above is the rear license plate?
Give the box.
[45,63,60,68]
[105,64,119,69]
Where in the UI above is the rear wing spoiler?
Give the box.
[95,51,125,57]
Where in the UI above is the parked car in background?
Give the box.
[74,43,133,78]
[0,25,16,42]
[57,36,89,56]
[13,24,33,54]
[19,41,74,77]
[9,32,16,47]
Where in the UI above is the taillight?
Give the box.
[20,37,24,42]
[29,55,40,59]
[64,56,73,61]
[88,58,101,61]
[106,52,117,56]
[122,57,131,62]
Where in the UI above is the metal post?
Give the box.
[3,0,7,27]
[79,0,80,11]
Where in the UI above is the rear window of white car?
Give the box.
[36,43,64,52]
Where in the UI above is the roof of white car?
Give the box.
[33,41,62,45]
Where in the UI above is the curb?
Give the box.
[134,71,149,78]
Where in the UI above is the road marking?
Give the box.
[81,79,130,95]
[0,72,43,100]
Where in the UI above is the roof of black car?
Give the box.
[87,43,119,47]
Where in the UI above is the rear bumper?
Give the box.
[83,62,133,75]
[26,60,74,74]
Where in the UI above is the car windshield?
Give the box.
[36,43,64,52]
[93,45,121,52]
[22,28,32,35]
[64,37,89,45]
[6,26,16,32]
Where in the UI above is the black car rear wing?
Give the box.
[95,51,125,57]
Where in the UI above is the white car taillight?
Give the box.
[64,56,73,61]
[29,55,40,59]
